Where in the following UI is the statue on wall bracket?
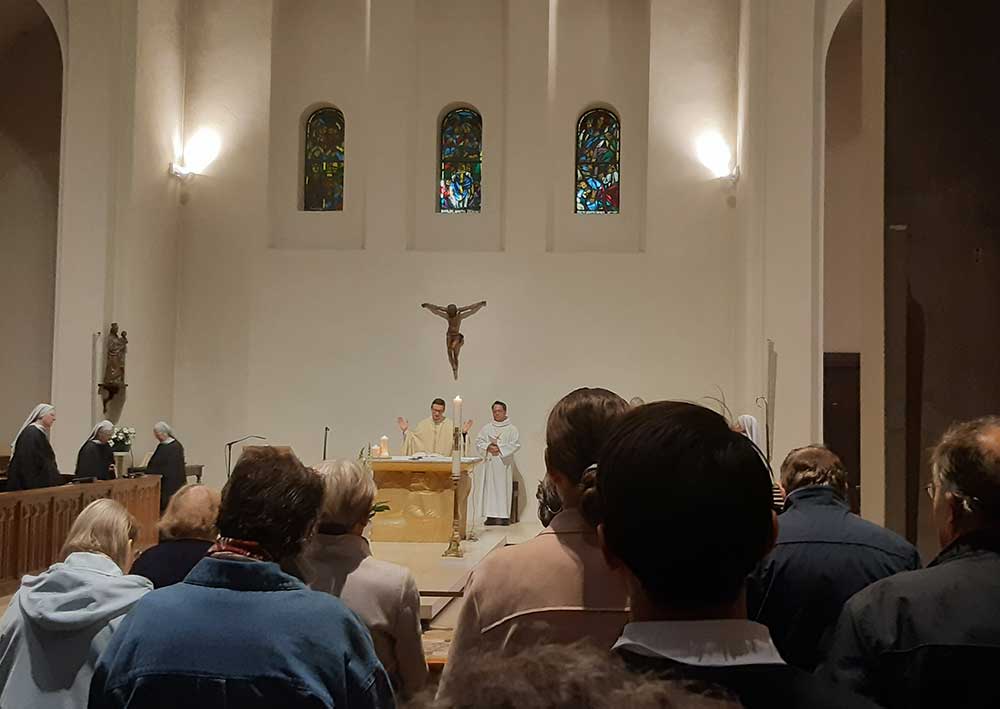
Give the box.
[421,301,487,380]
[98,322,128,413]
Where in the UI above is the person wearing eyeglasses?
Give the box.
[747,445,919,671]
[819,417,1000,708]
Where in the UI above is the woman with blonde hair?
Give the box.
[131,483,221,588]
[303,458,428,697]
[0,499,152,708]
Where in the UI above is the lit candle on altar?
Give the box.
[371,444,380,457]
[453,395,462,430]
[380,435,389,457]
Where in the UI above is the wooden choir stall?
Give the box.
[0,476,161,595]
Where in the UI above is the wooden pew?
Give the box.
[0,476,160,595]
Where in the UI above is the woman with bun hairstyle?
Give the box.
[439,387,631,693]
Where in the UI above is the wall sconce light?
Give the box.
[169,127,221,181]
[696,131,739,184]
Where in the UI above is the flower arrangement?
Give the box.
[111,426,136,452]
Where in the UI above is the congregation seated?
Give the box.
[414,641,742,709]
[818,416,1000,708]
[439,387,631,693]
[6,402,61,490]
[74,419,117,480]
[304,458,428,697]
[0,499,152,709]
[88,447,394,709]
[130,483,221,588]
[596,401,878,708]
[747,445,920,670]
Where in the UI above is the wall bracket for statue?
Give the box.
[98,323,128,413]
[421,301,487,380]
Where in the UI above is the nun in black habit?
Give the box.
[7,404,61,491]
[147,421,186,510]
[74,420,116,480]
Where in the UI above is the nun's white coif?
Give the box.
[88,420,114,443]
[11,404,54,452]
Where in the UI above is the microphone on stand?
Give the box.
[225,435,266,477]
[322,426,331,460]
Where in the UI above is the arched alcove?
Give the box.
[822,0,888,528]
[0,0,62,449]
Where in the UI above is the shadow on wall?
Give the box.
[0,0,62,447]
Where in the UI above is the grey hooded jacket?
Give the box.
[0,552,152,709]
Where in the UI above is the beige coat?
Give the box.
[439,508,629,691]
[303,533,428,696]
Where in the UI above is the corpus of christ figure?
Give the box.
[421,301,487,380]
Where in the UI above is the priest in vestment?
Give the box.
[397,398,473,455]
[6,403,61,491]
[474,401,520,525]
[74,420,116,480]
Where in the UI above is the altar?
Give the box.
[370,456,479,542]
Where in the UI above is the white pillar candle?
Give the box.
[452,432,461,478]
[380,435,389,457]
[453,395,463,429]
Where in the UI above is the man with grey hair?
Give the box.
[819,418,1000,708]
[146,421,186,510]
[748,445,919,670]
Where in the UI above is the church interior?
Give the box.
[3,0,1000,706]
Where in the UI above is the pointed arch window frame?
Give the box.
[303,106,346,212]
[575,107,620,214]
[438,107,483,214]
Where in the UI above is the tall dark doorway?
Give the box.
[824,353,861,512]
[885,0,1000,558]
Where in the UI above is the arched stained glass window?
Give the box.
[575,108,620,214]
[304,107,345,211]
[439,108,482,213]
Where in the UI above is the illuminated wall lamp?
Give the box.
[169,128,221,182]
[696,131,739,185]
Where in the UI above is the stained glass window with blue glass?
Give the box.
[575,108,620,214]
[439,108,482,213]
[304,107,345,211]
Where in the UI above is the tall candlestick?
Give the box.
[453,395,463,431]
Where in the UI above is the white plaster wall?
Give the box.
[0,15,61,449]
[48,0,185,468]
[173,0,740,510]
[822,0,886,523]
[172,0,270,475]
[50,0,125,467]
[268,0,367,249]
[108,0,185,464]
[736,0,824,473]
[412,0,506,252]
[549,0,650,253]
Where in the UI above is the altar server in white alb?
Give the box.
[475,401,520,526]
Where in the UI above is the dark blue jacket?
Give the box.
[747,485,920,670]
[87,556,395,709]
[817,530,1000,709]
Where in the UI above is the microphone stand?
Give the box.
[225,435,266,477]
[323,426,330,460]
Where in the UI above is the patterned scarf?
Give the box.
[208,537,273,562]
